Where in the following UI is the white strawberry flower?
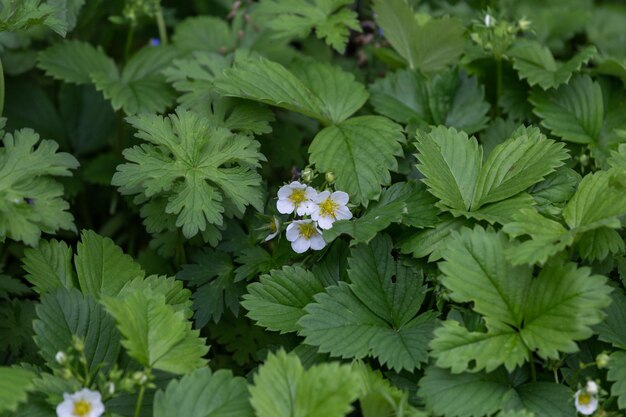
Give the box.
[276,181,317,216]
[574,388,598,415]
[286,219,325,253]
[585,380,599,395]
[56,388,105,417]
[309,190,352,230]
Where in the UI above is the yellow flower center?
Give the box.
[289,189,306,204]
[578,392,592,405]
[73,400,92,417]
[318,197,338,218]
[297,222,317,240]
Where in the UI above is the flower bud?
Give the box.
[325,171,335,184]
[596,352,610,369]
[301,168,313,183]
[586,380,599,395]
[518,17,531,31]
[106,382,115,395]
[55,351,67,365]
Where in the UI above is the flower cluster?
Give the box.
[272,181,352,253]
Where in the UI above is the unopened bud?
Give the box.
[596,352,610,369]
[106,382,115,395]
[586,380,599,395]
[55,351,67,365]
[518,17,531,31]
[325,171,335,184]
[301,168,313,183]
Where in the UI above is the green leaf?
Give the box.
[310,116,404,206]
[509,40,596,89]
[257,0,360,53]
[249,349,360,417]
[299,235,436,371]
[372,0,464,72]
[398,216,468,261]
[22,239,75,293]
[369,68,490,134]
[607,351,626,410]
[93,46,178,115]
[472,126,568,207]
[323,181,439,243]
[431,226,612,372]
[577,227,625,261]
[214,57,368,125]
[530,75,604,144]
[101,290,209,374]
[0,128,79,246]
[242,266,325,333]
[112,108,264,238]
[74,230,145,299]
[38,40,117,85]
[154,367,253,417]
[33,288,121,372]
[0,367,36,413]
[0,0,66,34]
[172,16,237,54]
[415,126,482,211]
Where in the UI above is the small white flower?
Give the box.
[485,14,493,27]
[56,388,105,417]
[55,351,67,364]
[574,388,598,416]
[286,220,325,253]
[585,380,599,395]
[264,217,281,242]
[276,182,317,216]
[309,190,352,230]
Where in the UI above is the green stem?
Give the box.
[124,24,135,62]
[495,57,502,117]
[0,56,4,117]
[133,384,146,417]
[529,353,537,382]
[155,6,168,44]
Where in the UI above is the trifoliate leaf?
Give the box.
[33,288,121,372]
[119,275,193,318]
[22,239,75,293]
[0,367,36,413]
[249,349,360,417]
[419,366,572,417]
[0,128,79,246]
[257,0,360,53]
[369,68,490,134]
[323,181,439,243]
[372,0,465,72]
[607,351,626,410]
[154,367,253,417]
[415,125,568,221]
[398,216,468,261]
[101,290,208,374]
[92,46,178,114]
[164,52,275,134]
[38,40,117,85]
[431,226,612,372]
[530,167,581,214]
[530,75,604,144]
[310,116,404,206]
[242,266,325,333]
[74,230,145,299]
[214,57,368,125]
[112,108,265,239]
[299,235,436,371]
[509,40,596,89]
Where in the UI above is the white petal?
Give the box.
[309,235,326,250]
[586,381,599,395]
[331,191,349,205]
[314,190,331,203]
[277,199,295,214]
[285,223,299,241]
[309,204,321,219]
[317,216,334,230]
[291,238,311,253]
[575,390,599,415]
[277,184,292,199]
[89,401,105,417]
[295,203,310,216]
[56,399,74,417]
[264,231,279,242]
[335,206,352,220]
[289,181,304,188]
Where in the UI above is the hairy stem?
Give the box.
[133,384,145,417]
[0,57,4,117]
[495,57,502,117]
[155,6,168,44]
